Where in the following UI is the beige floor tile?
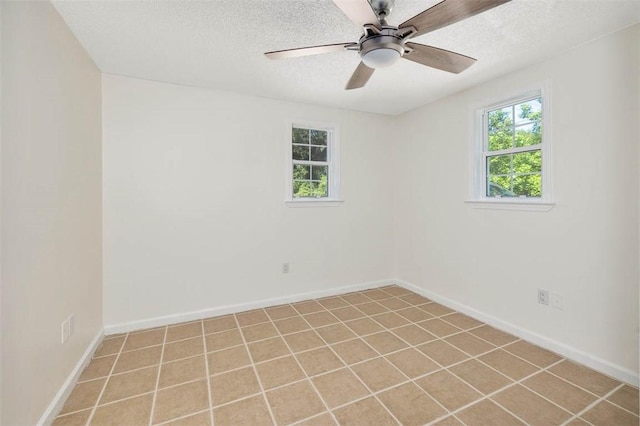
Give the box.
[564,418,591,425]
[341,292,371,305]
[469,325,518,346]
[344,318,384,336]
[296,412,337,425]
[159,356,206,388]
[479,349,539,380]
[265,304,298,320]
[94,337,125,358]
[503,340,562,368]
[607,385,639,415]
[581,400,639,426]
[163,410,212,425]
[312,368,369,409]
[333,397,396,426]
[79,355,117,382]
[292,300,325,315]
[204,329,243,352]
[317,296,349,310]
[363,331,408,355]
[248,337,291,363]
[417,340,469,367]
[392,324,437,345]
[255,355,306,389]
[351,357,406,392]
[113,345,163,374]
[213,395,273,426]
[379,382,447,426]
[207,345,251,375]
[380,286,412,296]
[316,324,356,344]
[450,360,512,395]
[418,318,462,338]
[441,313,484,330]
[235,309,269,327]
[431,415,465,426]
[153,380,209,424]
[492,384,573,425]
[59,378,106,414]
[203,315,236,334]
[123,328,165,351]
[549,360,621,396]
[241,322,279,343]
[283,330,325,353]
[371,312,410,328]
[331,306,365,321]
[92,393,153,426]
[385,348,440,378]
[361,289,392,301]
[166,322,202,343]
[421,302,454,316]
[209,366,261,405]
[266,381,325,425]
[457,399,525,425]
[100,366,157,404]
[304,311,340,328]
[377,297,411,311]
[331,339,379,365]
[522,371,598,414]
[163,336,204,363]
[52,409,91,426]
[296,347,344,376]
[416,370,482,411]
[399,293,432,305]
[273,316,310,335]
[355,301,389,316]
[396,306,433,322]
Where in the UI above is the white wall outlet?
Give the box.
[68,314,75,335]
[61,319,70,344]
[538,289,549,305]
[282,263,290,274]
[550,292,563,310]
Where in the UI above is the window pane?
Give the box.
[515,98,542,125]
[310,129,327,146]
[293,164,310,180]
[515,123,542,147]
[513,174,542,197]
[292,144,309,161]
[310,146,327,161]
[293,180,312,198]
[488,107,513,151]
[311,165,328,181]
[488,175,513,197]
[513,150,542,174]
[310,181,328,198]
[487,154,510,176]
[292,128,309,145]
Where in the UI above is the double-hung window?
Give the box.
[286,122,341,206]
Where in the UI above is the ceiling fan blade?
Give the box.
[265,43,357,60]
[331,0,380,29]
[404,42,476,74]
[399,0,511,38]
[345,62,374,90]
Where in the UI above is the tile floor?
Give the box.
[53,285,639,426]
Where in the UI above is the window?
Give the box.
[469,85,553,210]
[286,122,341,206]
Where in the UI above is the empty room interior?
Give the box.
[1,0,639,425]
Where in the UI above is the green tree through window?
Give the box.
[292,127,329,198]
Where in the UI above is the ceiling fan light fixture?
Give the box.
[361,47,401,68]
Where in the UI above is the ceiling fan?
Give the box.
[265,0,511,90]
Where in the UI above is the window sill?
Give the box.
[285,199,344,208]
[465,199,555,212]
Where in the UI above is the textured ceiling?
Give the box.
[52,0,639,115]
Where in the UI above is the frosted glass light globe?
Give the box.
[361,48,401,68]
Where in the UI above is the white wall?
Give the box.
[393,25,639,377]
[1,2,103,425]
[102,75,395,327]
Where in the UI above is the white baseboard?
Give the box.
[395,279,639,387]
[38,330,104,426]
[104,279,396,335]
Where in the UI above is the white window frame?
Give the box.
[285,120,342,207]
[467,82,555,212]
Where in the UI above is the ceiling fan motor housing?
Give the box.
[359,25,409,68]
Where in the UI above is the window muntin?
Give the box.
[291,126,330,199]
[483,96,543,198]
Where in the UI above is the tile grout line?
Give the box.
[561,382,630,425]
[148,326,168,426]
[200,319,215,426]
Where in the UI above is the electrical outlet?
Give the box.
[550,292,563,310]
[538,289,549,305]
[282,263,290,274]
[61,319,70,344]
